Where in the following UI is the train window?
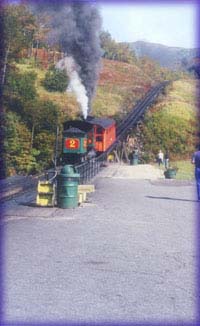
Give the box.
[96,136,103,142]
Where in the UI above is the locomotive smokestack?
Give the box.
[29,0,102,119]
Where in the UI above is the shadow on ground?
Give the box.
[146,195,198,203]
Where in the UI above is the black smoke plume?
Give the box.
[29,0,102,113]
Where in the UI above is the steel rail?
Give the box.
[117,81,168,136]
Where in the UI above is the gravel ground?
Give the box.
[1,164,199,324]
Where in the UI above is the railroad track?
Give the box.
[116,81,169,138]
[1,81,170,200]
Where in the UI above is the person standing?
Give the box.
[164,150,170,169]
[87,147,96,160]
[157,150,164,167]
[192,145,200,201]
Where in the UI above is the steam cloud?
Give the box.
[56,56,89,119]
[29,0,102,118]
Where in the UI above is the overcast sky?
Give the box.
[99,2,198,48]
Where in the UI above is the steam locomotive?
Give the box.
[62,116,116,164]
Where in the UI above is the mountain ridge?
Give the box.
[124,40,198,70]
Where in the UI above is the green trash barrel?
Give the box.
[133,154,138,165]
[164,169,176,179]
[57,165,80,208]
[130,154,138,165]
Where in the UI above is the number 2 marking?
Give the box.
[70,139,76,148]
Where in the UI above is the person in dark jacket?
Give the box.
[192,144,200,201]
[164,150,170,169]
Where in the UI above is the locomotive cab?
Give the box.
[62,127,87,164]
[62,120,93,164]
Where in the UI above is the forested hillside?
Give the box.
[0,3,198,177]
[141,79,198,161]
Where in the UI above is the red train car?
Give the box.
[87,117,116,152]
